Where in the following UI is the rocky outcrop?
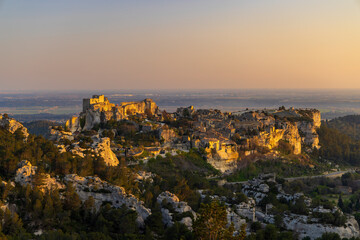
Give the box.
[14,161,150,226]
[0,114,29,140]
[236,108,320,157]
[83,110,101,131]
[207,145,239,173]
[157,127,177,143]
[49,128,74,142]
[15,160,64,191]
[250,123,302,155]
[297,120,320,149]
[227,208,246,233]
[65,116,81,133]
[15,160,36,186]
[283,214,359,239]
[239,174,359,239]
[64,174,151,226]
[291,109,321,150]
[114,98,159,121]
[92,137,119,166]
[157,191,196,229]
[53,137,118,166]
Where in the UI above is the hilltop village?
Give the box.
[1,95,360,239]
[63,95,321,173]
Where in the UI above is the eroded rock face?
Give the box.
[207,146,239,173]
[0,114,29,141]
[15,160,64,191]
[15,160,36,185]
[227,208,246,233]
[157,127,177,143]
[283,214,360,240]
[49,128,74,142]
[14,161,151,226]
[157,191,196,229]
[64,174,151,226]
[114,99,159,120]
[83,110,101,131]
[65,116,81,133]
[297,121,320,149]
[250,123,302,155]
[92,137,119,166]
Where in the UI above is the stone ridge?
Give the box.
[0,114,29,140]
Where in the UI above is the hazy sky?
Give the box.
[1,0,360,91]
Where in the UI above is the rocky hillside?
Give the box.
[0,100,358,240]
[63,95,322,174]
[0,114,29,140]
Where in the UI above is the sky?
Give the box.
[1,0,360,91]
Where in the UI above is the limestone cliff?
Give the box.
[0,114,29,140]
[207,145,239,173]
[83,110,101,131]
[92,137,119,166]
[250,123,302,155]
[246,109,320,155]
[65,116,81,133]
[295,109,321,149]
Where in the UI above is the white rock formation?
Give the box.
[15,160,64,191]
[15,160,36,185]
[0,114,29,140]
[49,128,74,142]
[65,116,81,133]
[64,174,151,226]
[157,191,196,229]
[93,137,119,166]
[283,213,360,239]
[227,207,247,233]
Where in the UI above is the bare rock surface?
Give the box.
[92,137,119,166]
[64,174,151,225]
[157,191,196,229]
[0,114,29,140]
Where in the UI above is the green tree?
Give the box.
[316,232,341,240]
[338,194,345,211]
[2,209,23,236]
[264,224,278,240]
[193,201,240,240]
[64,183,81,211]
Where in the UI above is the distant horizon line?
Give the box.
[2,88,360,94]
